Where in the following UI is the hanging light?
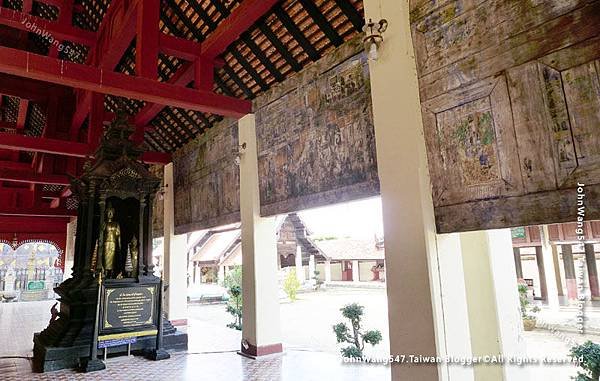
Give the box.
[363,18,388,61]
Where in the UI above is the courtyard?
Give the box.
[1,287,596,380]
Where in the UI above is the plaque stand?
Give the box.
[81,273,105,373]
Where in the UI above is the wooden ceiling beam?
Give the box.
[0,216,69,233]
[200,0,280,60]
[0,132,171,164]
[0,160,30,170]
[0,205,76,217]
[299,0,343,47]
[229,45,268,92]
[0,168,71,186]
[275,6,320,61]
[258,23,302,72]
[241,33,285,82]
[333,0,364,31]
[0,46,251,118]
[0,6,96,46]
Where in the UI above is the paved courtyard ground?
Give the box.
[189,287,600,380]
[1,288,599,380]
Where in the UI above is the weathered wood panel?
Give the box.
[411,0,600,232]
[255,41,379,216]
[172,120,240,234]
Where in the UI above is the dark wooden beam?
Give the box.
[257,23,302,72]
[298,0,343,46]
[241,33,285,82]
[229,45,268,92]
[221,64,253,98]
[275,6,320,61]
[334,0,364,31]
[200,0,280,59]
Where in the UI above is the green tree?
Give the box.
[283,270,300,302]
[333,303,382,358]
[223,266,243,330]
[571,341,600,381]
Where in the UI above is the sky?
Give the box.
[298,196,384,240]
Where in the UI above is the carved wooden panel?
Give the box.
[411,0,600,232]
[172,120,240,234]
[256,50,379,216]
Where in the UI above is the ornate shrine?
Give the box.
[32,113,187,373]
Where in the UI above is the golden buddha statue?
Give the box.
[129,235,139,277]
[102,204,121,278]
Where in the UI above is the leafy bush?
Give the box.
[312,270,324,290]
[223,267,243,330]
[518,284,540,319]
[571,341,600,381]
[333,303,382,358]
[226,285,242,330]
[283,270,300,301]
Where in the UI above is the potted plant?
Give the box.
[518,284,540,331]
[570,341,600,380]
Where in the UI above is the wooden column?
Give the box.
[562,244,578,301]
[584,243,600,300]
[535,246,548,301]
[513,247,523,280]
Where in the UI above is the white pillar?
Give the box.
[364,0,441,379]
[163,162,188,324]
[218,265,225,285]
[325,260,332,283]
[460,230,529,381]
[540,225,560,311]
[295,245,304,282]
[352,260,360,282]
[239,114,282,357]
[308,254,316,285]
[64,217,77,279]
[435,234,474,381]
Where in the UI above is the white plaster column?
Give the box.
[540,225,560,311]
[435,233,474,381]
[295,245,304,282]
[239,114,282,357]
[364,0,441,379]
[351,260,360,282]
[324,260,332,283]
[64,217,77,279]
[308,254,316,285]
[460,230,529,381]
[218,265,225,285]
[163,162,188,324]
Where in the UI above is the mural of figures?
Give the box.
[256,52,379,216]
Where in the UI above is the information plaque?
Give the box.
[99,283,159,339]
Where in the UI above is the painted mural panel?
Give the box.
[256,52,379,216]
[411,0,600,232]
[172,120,240,234]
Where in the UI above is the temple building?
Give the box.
[186,213,385,285]
[0,0,599,380]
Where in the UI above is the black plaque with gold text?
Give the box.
[99,283,159,337]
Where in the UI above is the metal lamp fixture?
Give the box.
[363,18,388,61]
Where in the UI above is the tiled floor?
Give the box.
[0,299,389,380]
